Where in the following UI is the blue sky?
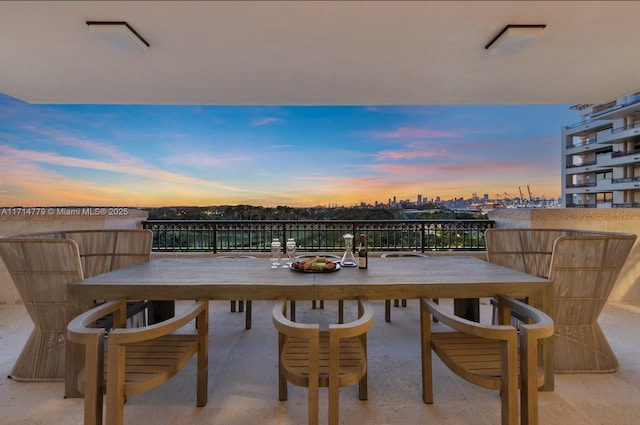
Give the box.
[0,93,580,208]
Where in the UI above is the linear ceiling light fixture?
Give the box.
[86,21,149,52]
[485,24,546,55]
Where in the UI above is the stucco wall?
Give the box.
[488,208,640,303]
[0,208,148,304]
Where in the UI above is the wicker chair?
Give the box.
[485,228,637,373]
[548,234,636,372]
[0,238,84,381]
[273,297,374,425]
[68,298,209,425]
[0,230,156,381]
[421,296,554,425]
[65,230,153,327]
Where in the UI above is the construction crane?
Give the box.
[518,187,526,207]
[527,185,533,202]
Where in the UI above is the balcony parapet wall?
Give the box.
[488,208,640,303]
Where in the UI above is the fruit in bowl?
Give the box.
[292,256,337,271]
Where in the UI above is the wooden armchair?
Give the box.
[272,297,374,425]
[421,296,554,425]
[67,298,209,425]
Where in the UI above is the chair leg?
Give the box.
[433,298,439,323]
[245,301,252,330]
[238,300,244,313]
[358,372,368,400]
[394,299,400,307]
[420,302,434,404]
[290,300,296,322]
[385,300,391,322]
[328,382,338,425]
[196,311,208,407]
[230,300,236,313]
[401,299,407,307]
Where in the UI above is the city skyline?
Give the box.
[0,93,580,208]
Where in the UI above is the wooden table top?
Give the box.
[71,256,550,301]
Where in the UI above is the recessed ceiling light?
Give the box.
[485,24,546,55]
[86,21,149,52]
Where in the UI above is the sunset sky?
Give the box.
[0,93,580,208]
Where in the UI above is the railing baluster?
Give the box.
[142,219,494,253]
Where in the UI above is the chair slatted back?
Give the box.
[0,238,83,328]
[65,230,152,278]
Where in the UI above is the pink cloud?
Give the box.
[368,127,461,140]
[367,163,430,174]
[366,160,540,177]
[19,125,143,165]
[374,144,451,161]
[0,144,249,193]
[165,153,252,167]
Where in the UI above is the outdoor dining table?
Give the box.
[65,255,553,398]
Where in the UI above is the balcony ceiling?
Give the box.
[2,1,640,106]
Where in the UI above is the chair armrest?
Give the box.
[421,298,514,340]
[494,295,554,339]
[107,299,209,345]
[67,298,127,344]
[272,297,319,337]
[329,298,374,338]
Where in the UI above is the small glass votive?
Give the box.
[285,238,296,267]
[270,238,281,268]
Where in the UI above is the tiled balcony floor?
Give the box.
[2,299,640,425]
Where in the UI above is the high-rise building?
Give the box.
[561,90,640,208]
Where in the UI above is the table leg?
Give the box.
[147,301,175,324]
[453,298,480,322]
[65,286,94,398]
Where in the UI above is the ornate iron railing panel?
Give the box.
[143,219,495,253]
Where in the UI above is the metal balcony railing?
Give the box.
[612,177,640,184]
[567,160,597,169]
[569,182,597,188]
[611,122,640,134]
[613,203,640,208]
[566,137,598,149]
[142,219,495,253]
[612,148,640,158]
[571,203,598,208]
[591,97,640,119]
[564,119,592,130]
